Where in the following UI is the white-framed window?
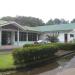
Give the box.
[70,34,74,38]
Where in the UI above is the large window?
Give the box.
[15,32,26,41]
[15,32,37,41]
[19,32,26,41]
[28,33,37,41]
[15,32,17,41]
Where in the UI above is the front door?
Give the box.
[64,34,68,43]
[2,31,12,45]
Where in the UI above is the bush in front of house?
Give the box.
[13,44,58,68]
[23,43,42,47]
[55,43,75,51]
[13,43,75,69]
[23,43,75,51]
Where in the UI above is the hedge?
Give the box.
[13,43,75,68]
[23,43,75,51]
[13,44,58,68]
[23,43,42,47]
[55,43,75,50]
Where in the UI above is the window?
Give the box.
[15,32,26,41]
[70,34,74,37]
[15,32,37,41]
[28,33,37,41]
[15,32,17,41]
[19,32,26,41]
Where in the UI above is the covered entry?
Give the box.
[2,31,12,45]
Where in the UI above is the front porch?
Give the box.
[0,23,39,46]
[0,30,39,46]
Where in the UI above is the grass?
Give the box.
[0,52,14,70]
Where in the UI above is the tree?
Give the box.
[60,19,69,24]
[46,35,59,43]
[46,18,69,25]
[53,18,61,24]
[1,16,45,27]
[46,19,54,25]
[71,19,75,23]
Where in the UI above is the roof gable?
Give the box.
[0,20,38,32]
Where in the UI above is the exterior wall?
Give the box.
[58,33,65,43]
[39,32,57,40]
[67,31,75,42]
[39,31,75,43]
[39,32,65,43]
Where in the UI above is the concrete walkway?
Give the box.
[0,45,22,52]
[57,56,75,75]
[38,56,75,75]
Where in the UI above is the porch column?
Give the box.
[37,34,39,41]
[0,27,2,46]
[26,32,28,41]
[17,28,19,45]
[11,31,15,45]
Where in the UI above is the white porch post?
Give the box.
[0,27,2,46]
[11,31,15,45]
[17,28,19,45]
[26,32,28,41]
[37,34,39,41]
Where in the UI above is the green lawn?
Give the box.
[0,52,14,69]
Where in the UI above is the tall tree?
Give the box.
[1,16,45,27]
[46,19,54,25]
[53,18,61,24]
[60,19,69,24]
[71,19,75,23]
[46,18,69,25]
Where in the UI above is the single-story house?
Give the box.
[0,20,75,46]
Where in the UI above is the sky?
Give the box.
[0,0,75,23]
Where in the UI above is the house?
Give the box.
[0,20,75,46]
[34,23,75,43]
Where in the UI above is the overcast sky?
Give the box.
[0,0,75,22]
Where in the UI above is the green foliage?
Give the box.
[13,44,58,67]
[13,43,75,68]
[46,35,59,42]
[23,43,75,51]
[71,19,75,23]
[0,53,15,71]
[46,18,69,25]
[46,19,54,25]
[23,44,42,47]
[1,16,45,27]
[55,43,75,50]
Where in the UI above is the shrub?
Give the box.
[23,43,41,47]
[55,43,75,51]
[13,43,75,68]
[23,43,75,51]
[13,44,58,67]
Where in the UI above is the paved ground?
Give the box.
[0,45,22,52]
[57,68,75,75]
[38,68,59,75]
[38,56,75,75]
